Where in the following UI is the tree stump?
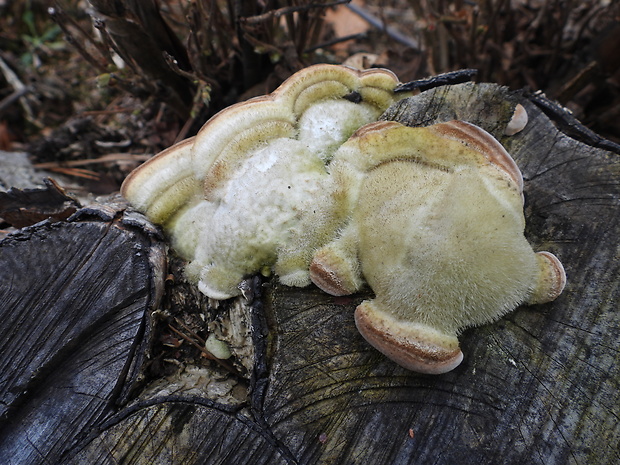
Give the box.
[1,82,618,465]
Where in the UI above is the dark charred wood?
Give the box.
[0,210,165,463]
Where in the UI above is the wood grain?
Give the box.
[0,215,164,463]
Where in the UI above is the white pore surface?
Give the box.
[190,137,333,296]
[297,100,381,162]
[170,97,387,298]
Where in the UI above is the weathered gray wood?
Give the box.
[64,399,295,464]
[0,214,165,464]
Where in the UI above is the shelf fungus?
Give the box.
[313,120,565,374]
[122,64,407,298]
[122,64,566,375]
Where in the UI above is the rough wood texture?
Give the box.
[64,398,294,464]
[0,212,165,464]
[0,83,618,464]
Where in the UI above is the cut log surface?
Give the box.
[0,213,165,464]
[0,83,618,465]
[65,398,294,464]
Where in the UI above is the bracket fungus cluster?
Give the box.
[121,64,566,374]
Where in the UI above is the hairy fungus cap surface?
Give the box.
[311,120,566,373]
